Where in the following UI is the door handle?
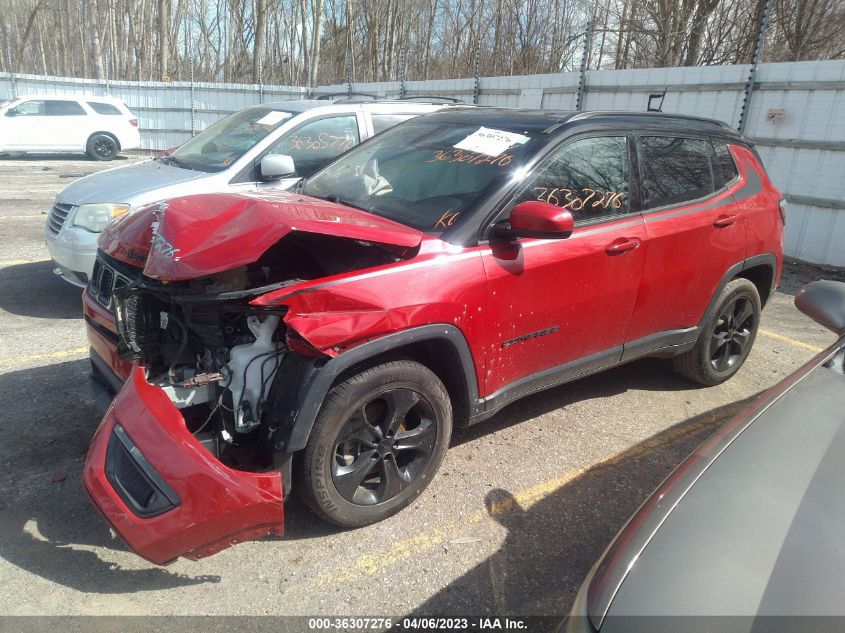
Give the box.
[713,214,738,228]
[605,237,641,255]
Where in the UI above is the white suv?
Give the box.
[0,95,140,160]
[45,98,452,286]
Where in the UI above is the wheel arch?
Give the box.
[87,131,121,150]
[267,324,479,454]
[698,253,777,331]
[736,261,775,307]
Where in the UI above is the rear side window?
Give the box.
[714,142,739,185]
[371,113,415,135]
[46,100,86,116]
[88,101,122,115]
[639,136,713,208]
[512,136,630,226]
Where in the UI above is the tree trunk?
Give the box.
[157,0,170,79]
[253,0,266,82]
[310,0,324,84]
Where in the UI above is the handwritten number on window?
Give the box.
[425,149,512,167]
[289,133,354,152]
[533,187,624,211]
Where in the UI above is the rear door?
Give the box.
[625,135,746,349]
[481,134,647,396]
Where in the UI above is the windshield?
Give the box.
[167,107,294,173]
[301,120,544,234]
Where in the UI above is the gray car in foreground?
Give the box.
[565,280,845,633]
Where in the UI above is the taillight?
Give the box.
[778,198,787,225]
[129,119,138,127]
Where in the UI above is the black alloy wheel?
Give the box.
[87,133,118,161]
[673,277,761,386]
[298,360,452,527]
[332,388,437,505]
[709,295,755,372]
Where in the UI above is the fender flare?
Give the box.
[697,253,778,330]
[267,324,479,453]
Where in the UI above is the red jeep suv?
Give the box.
[82,109,784,563]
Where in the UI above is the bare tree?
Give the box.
[2,0,844,85]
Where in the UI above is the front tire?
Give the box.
[86,133,118,161]
[297,360,452,527]
[673,277,761,386]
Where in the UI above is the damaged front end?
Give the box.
[83,195,422,563]
[84,255,295,564]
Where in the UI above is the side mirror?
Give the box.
[260,154,296,181]
[795,280,845,335]
[496,200,574,240]
[5,109,18,117]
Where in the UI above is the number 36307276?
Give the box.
[533,187,624,211]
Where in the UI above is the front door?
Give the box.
[480,134,646,399]
[3,100,48,149]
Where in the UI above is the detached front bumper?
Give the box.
[83,366,284,565]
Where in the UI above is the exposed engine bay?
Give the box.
[103,231,410,473]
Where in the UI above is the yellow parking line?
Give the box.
[315,414,724,588]
[759,329,824,353]
[0,346,88,370]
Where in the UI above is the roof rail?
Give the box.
[315,92,378,101]
[397,95,464,104]
[568,110,733,129]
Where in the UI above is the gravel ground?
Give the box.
[0,154,839,627]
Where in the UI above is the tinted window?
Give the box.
[267,115,360,178]
[88,101,122,115]
[640,136,713,208]
[46,100,86,116]
[372,113,415,134]
[168,107,294,173]
[714,142,739,185]
[12,101,46,116]
[512,136,630,225]
[302,121,544,234]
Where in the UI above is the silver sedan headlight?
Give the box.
[71,203,130,232]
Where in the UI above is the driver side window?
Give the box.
[10,100,46,116]
[511,136,630,226]
[266,115,360,178]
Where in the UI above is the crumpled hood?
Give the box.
[98,190,423,280]
[57,159,209,206]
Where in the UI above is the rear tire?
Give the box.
[86,133,118,161]
[673,278,761,386]
[297,360,452,528]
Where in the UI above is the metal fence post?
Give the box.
[346,54,353,97]
[473,38,482,104]
[739,0,772,133]
[399,45,406,99]
[103,54,110,96]
[258,56,264,104]
[190,56,196,137]
[575,17,594,111]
